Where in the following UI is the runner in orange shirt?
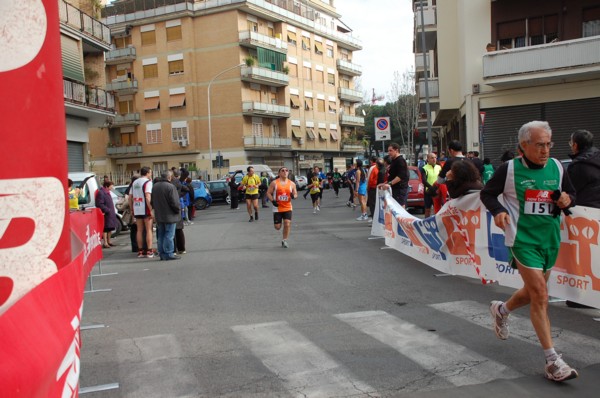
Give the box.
[266,167,298,248]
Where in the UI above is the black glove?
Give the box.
[272,200,278,207]
[426,185,438,197]
[550,189,572,217]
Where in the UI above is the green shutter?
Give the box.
[61,35,85,82]
[257,47,287,71]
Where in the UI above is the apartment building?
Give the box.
[414,0,600,164]
[92,0,364,179]
[61,0,115,171]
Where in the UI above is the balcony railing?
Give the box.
[338,87,363,103]
[106,144,143,155]
[417,78,439,99]
[414,5,436,27]
[415,52,431,71]
[241,66,289,87]
[482,36,600,86]
[239,30,288,53]
[243,136,292,148]
[340,114,365,126]
[113,113,141,126]
[341,140,364,151]
[105,46,137,65]
[105,79,138,94]
[63,79,115,112]
[59,0,111,46]
[336,59,362,76]
[242,101,291,118]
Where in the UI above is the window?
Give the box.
[144,96,160,111]
[315,70,324,83]
[287,31,297,46]
[288,63,298,76]
[121,130,135,145]
[326,45,334,58]
[268,26,274,37]
[327,73,335,85]
[583,6,600,37]
[168,59,184,75]
[314,41,324,55]
[272,122,280,138]
[141,30,156,45]
[248,20,258,32]
[304,98,313,111]
[291,127,303,140]
[304,66,312,80]
[252,122,264,137]
[328,101,337,114]
[166,25,182,41]
[318,129,328,140]
[169,93,186,108]
[118,100,133,114]
[317,99,325,113]
[113,36,131,49]
[146,127,162,144]
[306,127,315,140]
[171,126,188,142]
[290,95,300,109]
[302,36,310,51]
[341,78,350,88]
[143,64,158,79]
[330,129,338,141]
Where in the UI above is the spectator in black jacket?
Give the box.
[152,170,181,261]
[567,129,600,208]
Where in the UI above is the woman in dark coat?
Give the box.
[96,180,118,248]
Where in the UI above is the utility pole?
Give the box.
[419,1,433,153]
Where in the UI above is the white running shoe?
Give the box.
[317,206,320,212]
[356,214,367,221]
[545,355,578,382]
[489,300,509,340]
[313,208,317,214]
[281,240,289,249]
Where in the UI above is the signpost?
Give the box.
[374,117,391,153]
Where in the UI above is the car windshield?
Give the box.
[409,169,419,180]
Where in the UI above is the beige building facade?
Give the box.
[414,0,600,163]
[91,0,364,179]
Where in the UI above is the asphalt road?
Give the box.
[80,188,600,397]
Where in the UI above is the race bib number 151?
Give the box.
[524,189,555,216]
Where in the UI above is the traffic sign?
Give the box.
[374,117,390,141]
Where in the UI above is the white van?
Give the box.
[228,165,276,179]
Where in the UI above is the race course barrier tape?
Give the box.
[371,190,600,309]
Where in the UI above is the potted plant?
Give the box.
[244,57,256,67]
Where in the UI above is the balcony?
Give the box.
[63,79,116,126]
[105,46,136,65]
[243,136,292,148]
[482,36,600,88]
[59,0,111,50]
[341,140,364,151]
[336,59,362,76]
[338,87,363,103]
[239,30,288,54]
[413,5,437,53]
[105,79,138,95]
[113,113,141,126]
[340,114,365,127]
[106,144,143,156]
[417,78,439,99]
[242,102,290,118]
[414,52,432,72]
[241,66,289,87]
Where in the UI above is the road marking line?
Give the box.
[116,334,199,397]
[232,321,378,398]
[430,300,600,366]
[335,310,521,386]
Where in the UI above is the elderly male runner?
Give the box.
[266,166,298,248]
[480,121,578,382]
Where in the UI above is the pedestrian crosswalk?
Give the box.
[113,301,599,397]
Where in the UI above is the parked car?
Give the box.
[407,166,425,211]
[206,180,230,204]
[114,184,129,196]
[294,175,308,190]
[190,179,213,210]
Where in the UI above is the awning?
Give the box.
[144,97,160,111]
[290,96,300,108]
[314,41,324,53]
[287,31,297,42]
[330,130,339,141]
[168,94,186,108]
[318,129,329,140]
[292,127,303,139]
[306,127,315,140]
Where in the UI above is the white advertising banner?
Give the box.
[372,190,600,308]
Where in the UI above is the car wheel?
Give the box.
[194,197,208,210]
[226,195,231,205]
[111,219,122,238]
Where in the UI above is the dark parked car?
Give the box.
[190,179,213,210]
[407,166,425,211]
[207,180,230,204]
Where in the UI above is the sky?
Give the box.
[335,0,415,103]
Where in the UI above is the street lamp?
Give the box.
[207,62,244,180]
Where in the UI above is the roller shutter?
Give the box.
[67,141,84,172]
[61,35,84,82]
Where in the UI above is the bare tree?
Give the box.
[386,70,418,163]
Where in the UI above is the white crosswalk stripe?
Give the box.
[430,300,600,366]
[232,321,378,398]
[335,310,522,387]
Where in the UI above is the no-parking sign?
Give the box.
[374,117,391,141]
